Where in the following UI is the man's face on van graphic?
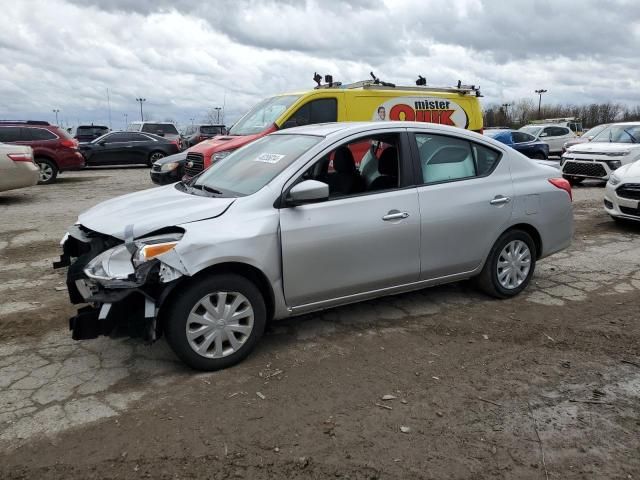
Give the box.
[377,106,386,120]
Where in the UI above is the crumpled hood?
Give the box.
[568,142,640,154]
[78,184,235,239]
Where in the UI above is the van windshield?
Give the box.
[229,95,301,136]
[192,133,321,196]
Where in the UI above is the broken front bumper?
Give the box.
[54,225,183,343]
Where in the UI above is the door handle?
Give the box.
[382,211,410,221]
[490,195,511,206]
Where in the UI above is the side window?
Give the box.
[512,131,534,143]
[0,127,23,142]
[103,133,130,143]
[26,128,57,141]
[542,127,555,137]
[545,126,568,137]
[473,144,501,176]
[300,133,401,198]
[285,98,337,128]
[416,134,475,184]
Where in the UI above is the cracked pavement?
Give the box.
[1,170,639,479]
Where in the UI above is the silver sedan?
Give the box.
[58,122,574,371]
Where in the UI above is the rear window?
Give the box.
[200,126,225,135]
[76,126,108,137]
[141,123,179,135]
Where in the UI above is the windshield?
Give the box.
[141,123,179,135]
[200,125,225,135]
[519,126,542,136]
[591,124,640,144]
[229,95,301,136]
[194,134,321,196]
[583,124,609,140]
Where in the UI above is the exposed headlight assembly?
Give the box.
[84,233,183,282]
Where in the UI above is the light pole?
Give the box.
[123,113,128,129]
[214,107,222,124]
[535,89,547,119]
[190,117,194,126]
[136,98,146,122]
[501,103,511,125]
[52,109,60,125]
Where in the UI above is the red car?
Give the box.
[0,120,85,184]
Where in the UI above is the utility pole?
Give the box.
[214,107,222,124]
[190,117,194,126]
[123,113,128,130]
[136,98,146,122]
[106,88,112,129]
[535,89,547,119]
[52,109,60,125]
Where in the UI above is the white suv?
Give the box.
[561,122,640,185]
[519,124,576,155]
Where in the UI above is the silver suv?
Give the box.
[56,122,573,371]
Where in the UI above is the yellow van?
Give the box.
[186,76,484,177]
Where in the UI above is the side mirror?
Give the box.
[587,136,594,141]
[539,133,547,137]
[287,180,329,206]
[98,141,106,146]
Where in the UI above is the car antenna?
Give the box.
[416,75,426,86]
[370,71,396,88]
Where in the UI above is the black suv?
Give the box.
[181,124,226,148]
[74,125,110,143]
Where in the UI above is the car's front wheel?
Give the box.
[475,229,537,299]
[36,158,58,184]
[164,273,266,371]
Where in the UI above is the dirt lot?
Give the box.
[1,168,639,479]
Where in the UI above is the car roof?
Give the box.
[273,121,485,139]
[610,122,640,126]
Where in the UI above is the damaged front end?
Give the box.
[54,224,186,343]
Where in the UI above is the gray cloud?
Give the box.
[1,0,639,129]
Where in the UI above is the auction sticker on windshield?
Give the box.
[255,153,286,164]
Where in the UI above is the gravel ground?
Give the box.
[0,168,639,479]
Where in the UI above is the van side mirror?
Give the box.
[287,180,329,206]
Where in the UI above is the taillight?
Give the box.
[60,138,78,148]
[548,178,572,201]
[8,152,34,163]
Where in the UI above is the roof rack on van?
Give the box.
[312,72,482,97]
[0,120,51,125]
[530,117,581,124]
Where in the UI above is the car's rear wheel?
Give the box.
[563,175,584,186]
[148,151,165,166]
[164,273,266,371]
[36,158,58,184]
[475,230,537,299]
[531,152,547,160]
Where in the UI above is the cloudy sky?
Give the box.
[1,0,639,129]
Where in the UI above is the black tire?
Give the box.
[35,158,58,185]
[148,151,165,166]
[163,273,266,371]
[611,216,638,227]
[531,152,546,160]
[563,175,584,186]
[474,229,537,299]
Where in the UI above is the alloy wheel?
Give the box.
[150,152,165,162]
[496,240,532,289]
[186,291,254,359]
[39,162,53,182]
